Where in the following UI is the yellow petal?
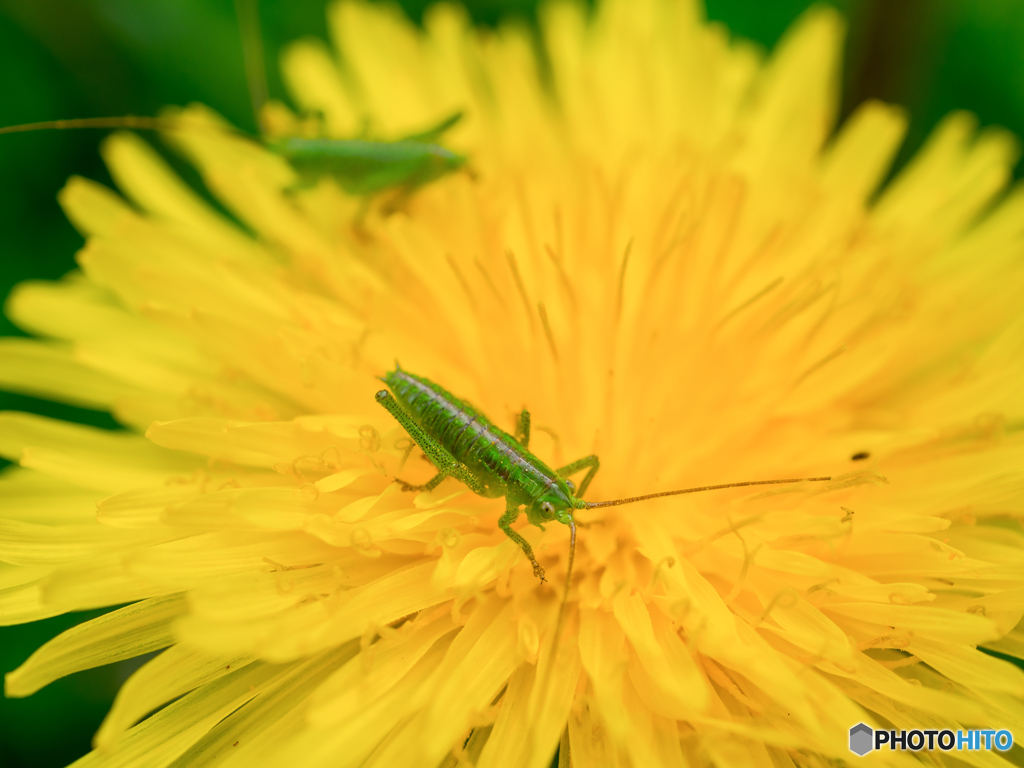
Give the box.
[279,40,361,137]
[613,590,707,715]
[70,661,282,768]
[308,612,455,725]
[0,576,62,625]
[0,412,200,492]
[5,594,185,697]
[0,519,164,567]
[164,643,358,768]
[95,645,256,750]
[0,338,141,411]
[0,467,101,525]
[908,636,1024,695]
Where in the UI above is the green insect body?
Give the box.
[270,112,466,196]
[376,365,596,582]
[236,0,466,199]
[376,365,834,585]
[0,111,467,204]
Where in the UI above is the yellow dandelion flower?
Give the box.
[4,0,1024,766]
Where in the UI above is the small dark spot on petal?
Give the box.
[850,451,870,461]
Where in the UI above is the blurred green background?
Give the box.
[1,0,1024,765]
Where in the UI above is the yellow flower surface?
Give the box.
[3,0,1024,766]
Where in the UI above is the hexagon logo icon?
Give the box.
[849,723,873,756]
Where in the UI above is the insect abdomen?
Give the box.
[382,367,495,464]
[276,138,463,195]
[381,367,555,500]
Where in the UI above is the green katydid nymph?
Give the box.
[0,0,467,204]
[375,365,832,592]
[0,112,466,202]
[233,0,467,197]
[266,111,466,196]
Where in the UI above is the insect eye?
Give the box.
[540,501,555,516]
[564,479,576,493]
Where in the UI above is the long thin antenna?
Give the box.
[0,116,254,140]
[536,516,576,721]
[582,476,831,509]
[0,117,175,136]
[234,0,269,132]
[548,517,577,655]
[560,517,576,622]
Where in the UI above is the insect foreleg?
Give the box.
[514,409,531,449]
[556,454,600,498]
[499,501,546,582]
[374,390,489,495]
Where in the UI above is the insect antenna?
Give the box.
[581,476,832,508]
[0,5,265,143]
[535,515,576,725]
[0,116,254,140]
[0,117,175,136]
[558,515,577,626]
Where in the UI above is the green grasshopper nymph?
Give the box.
[264,111,466,197]
[375,365,832,590]
[0,112,466,203]
[232,0,467,199]
[0,0,466,205]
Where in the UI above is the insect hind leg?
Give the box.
[499,502,545,582]
[556,454,600,498]
[375,390,489,496]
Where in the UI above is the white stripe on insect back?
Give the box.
[392,369,554,489]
